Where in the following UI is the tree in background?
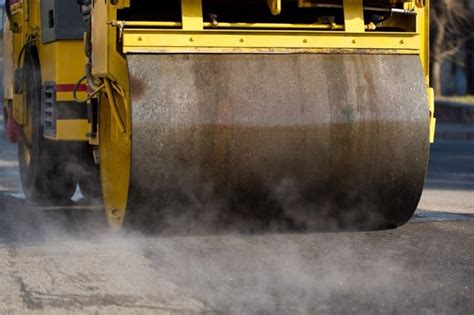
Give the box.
[466,33,474,95]
[430,0,474,96]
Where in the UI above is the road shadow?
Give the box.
[2,188,473,245]
[0,193,369,243]
[0,193,109,245]
[0,189,420,243]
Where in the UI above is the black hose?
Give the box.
[372,10,393,26]
[83,19,101,90]
[14,36,36,94]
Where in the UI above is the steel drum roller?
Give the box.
[125,54,429,229]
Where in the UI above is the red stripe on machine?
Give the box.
[56,84,88,92]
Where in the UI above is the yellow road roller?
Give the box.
[4,0,436,230]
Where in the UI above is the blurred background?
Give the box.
[432,0,474,101]
[0,0,4,103]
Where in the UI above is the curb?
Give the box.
[435,123,474,141]
[435,100,474,124]
[435,101,474,141]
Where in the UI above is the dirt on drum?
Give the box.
[125,54,429,230]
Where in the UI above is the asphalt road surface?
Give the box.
[0,117,473,314]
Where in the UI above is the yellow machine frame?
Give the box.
[3,1,436,150]
[4,0,88,142]
[88,0,436,228]
[91,0,435,143]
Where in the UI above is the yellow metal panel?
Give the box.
[267,0,282,15]
[38,45,56,83]
[10,20,27,124]
[12,93,25,125]
[37,41,86,100]
[91,0,129,86]
[37,41,87,103]
[181,0,203,31]
[428,87,436,143]
[55,119,89,141]
[122,30,421,52]
[91,1,110,77]
[117,0,131,9]
[420,1,430,81]
[3,18,15,101]
[343,0,365,33]
[53,42,87,85]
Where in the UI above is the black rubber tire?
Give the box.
[18,45,77,204]
[77,145,102,201]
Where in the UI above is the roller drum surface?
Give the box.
[126,54,429,229]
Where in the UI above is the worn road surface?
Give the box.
[0,116,473,314]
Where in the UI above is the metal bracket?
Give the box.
[181,0,203,31]
[42,82,57,138]
[343,0,365,33]
[267,0,281,15]
[428,87,436,143]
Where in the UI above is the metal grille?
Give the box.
[42,81,56,137]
